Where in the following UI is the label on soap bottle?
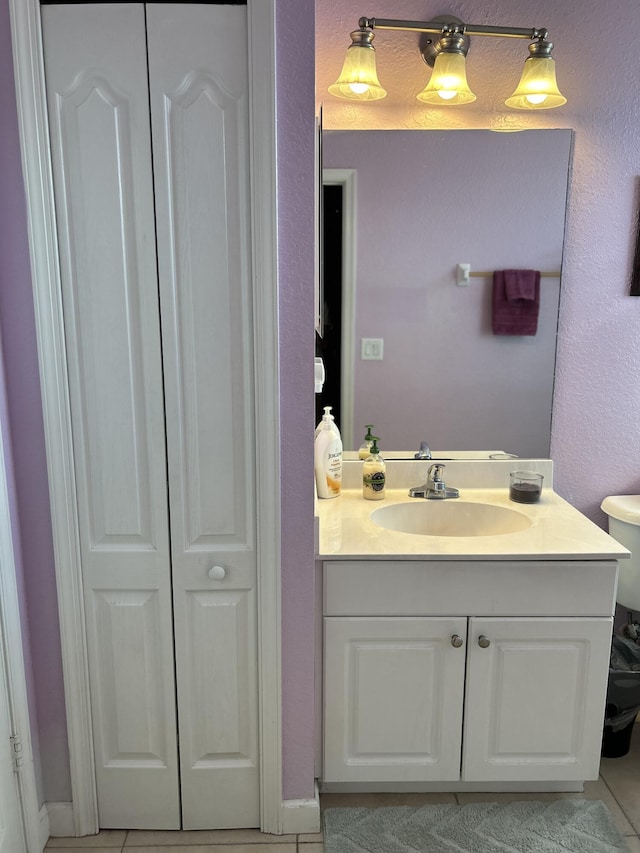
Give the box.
[325,448,342,496]
[363,460,385,501]
[315,431,342,499]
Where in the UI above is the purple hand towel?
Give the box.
[492,269,540,336]
[504,269,537,301]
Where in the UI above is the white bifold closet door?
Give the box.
[41,3,258,830]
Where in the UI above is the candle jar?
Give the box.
[509,470,543,504]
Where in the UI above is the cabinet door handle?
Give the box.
[478,635,490,648]
[451,634,464,648]
[208,565,226,580]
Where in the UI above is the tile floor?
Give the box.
[46,733,640,853]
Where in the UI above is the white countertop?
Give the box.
[316,487,630,561]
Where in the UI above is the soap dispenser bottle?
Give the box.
[362,437,385,501]
[315,411,343,499]
[315,405,341,441]
[358,424,375,460]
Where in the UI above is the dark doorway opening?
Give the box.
[316,183,343,428]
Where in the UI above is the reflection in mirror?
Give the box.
[317,129,573,457]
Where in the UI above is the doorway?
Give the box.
[316,183,343,428]
[319,169,356,448]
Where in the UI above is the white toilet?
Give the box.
[601,495,640,613]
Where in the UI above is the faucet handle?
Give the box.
[428,463,445,482]
[410,462,457,500]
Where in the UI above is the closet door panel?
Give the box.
[147,4,258,830]
[41,4,180,829]
[186,591,256,760]
[92,590,170,761]
[156,81,248,546]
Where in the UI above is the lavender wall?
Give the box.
[323,129,571,455]
[0,0,69,803]
[0,330,43,804]
[276,0,317,800]
[1,0,317,809]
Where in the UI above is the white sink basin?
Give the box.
[370,500,532,537]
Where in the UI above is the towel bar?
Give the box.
[456,263,560,285]
[471,271,560,278]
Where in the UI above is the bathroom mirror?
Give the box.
[318,129,573,457]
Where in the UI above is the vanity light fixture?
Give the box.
[328,27,387,100]
[329,16,567,109]
[417,27,476,105]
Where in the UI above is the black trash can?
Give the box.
[602,635,640,758]
[602,715,636,758]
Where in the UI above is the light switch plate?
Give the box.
[361,338,384,360]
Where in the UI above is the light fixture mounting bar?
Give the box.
[359,16,547,41]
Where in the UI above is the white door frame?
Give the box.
[9,0,283,836]
[0,331,42,851]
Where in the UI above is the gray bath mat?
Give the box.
[323,801,628,853]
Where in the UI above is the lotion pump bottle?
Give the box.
[315,405,341,441]
[358,424,375,460]
[315,412,343,499]
[362,437,385,501]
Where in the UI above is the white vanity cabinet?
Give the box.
[462,617,612,783]
[324,617,467,783]
[322,559,616,790]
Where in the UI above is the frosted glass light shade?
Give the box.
[505,56,567,109]
[416,52,476,105]
[328,44,387,101]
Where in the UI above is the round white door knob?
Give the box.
[208,565,226,580]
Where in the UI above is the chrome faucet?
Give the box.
[414,441,432,460]
[409,463,459,500]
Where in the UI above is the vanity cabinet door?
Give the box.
[323,617,467,783]
[463,617,612,782]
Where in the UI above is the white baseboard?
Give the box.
[280,781,321,834]
[38,805,49,851]
[44,802,74,838]
[43,794,321,839]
